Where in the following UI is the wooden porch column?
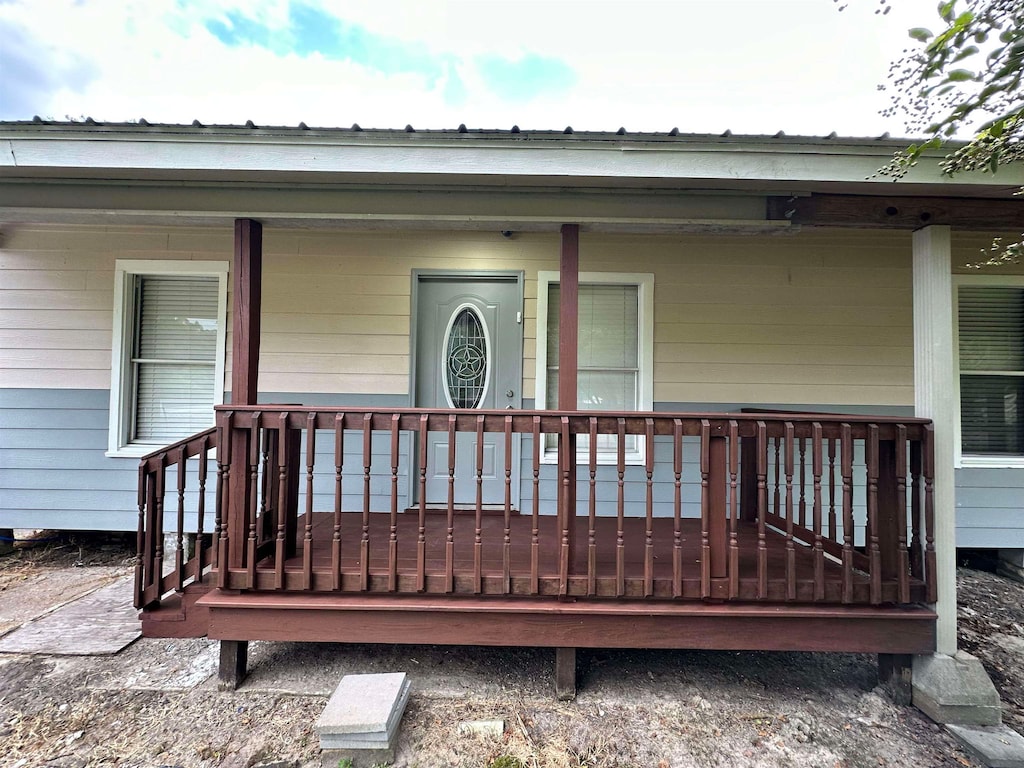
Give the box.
[228,219,263,569]
[558,224,580,587]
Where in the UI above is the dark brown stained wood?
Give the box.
[503,415,514,594]
[218,639,248,691]
[559,416,571,596]
[446,414,456,593]
[867,424,882,605]
[841,424,854,604]
[196,434,210,582]
[910,440,923,580]
[672,420,684,598]
[923,424,937,604]
[728,421,740,599]
[475,415,485,594]
[709,434,727,582]
[617,418,627,597]
[135,464,148,606]
[767,193,1024,230]
[588,418,598,596]
[361,413,373,591]
[811,423,825,601]
[531,416,541,594]
[390,414,401,592]
[202,592,936,655]
[246,412,261,589]
[333,414,344,591]
[274,415,288,590]
[555,647,577,700]
[417,415,428,593]
[175,446,186,589]
[784,422,796,601]
[700,420,711,597]
[895,426,911,604]
[303,415,315,589]
[756,422,768,598]
[216,412,233,589]
[644,418,655,596]
[827,438,837,541]
[798,438,807,529]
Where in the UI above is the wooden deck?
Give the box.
[236,512,928,604]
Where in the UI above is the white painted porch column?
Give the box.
[912,225,957,656]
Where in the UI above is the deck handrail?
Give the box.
[135,427,218,609]
[179,405,935,605]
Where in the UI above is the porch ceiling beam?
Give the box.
[769,193,1024,230]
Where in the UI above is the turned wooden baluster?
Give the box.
[303,412,317,591]
[784,422,796,601]
[503,415,513,595]
[699,419,712,598]
[644,418,656,597]
[896,424,910,604]
[332,414,344,591]
[474,415,485,594]
[445,414,456,594]
[798,437,807,529]
[827,438,837,541]
[923,424,937,603]
[673,419,684,599]
[812,422,825,601]
[417,415,428,593]
[909,437,923,581]
[531,416,540,595]
[247,412,261,589]
[176,445,187,591]
[153,456,166,596]
[274,412,289,590]
[389,413,401,592]
[841,423,854,604]
[195,434,209,583]
[360,413,372,591]
[616,417,627,597]
[756,421,768,599]
[728,421,740,599]
[588,417,598,597]
[559,415,571,596]
[216,411,233,588]
[866,424,882,605]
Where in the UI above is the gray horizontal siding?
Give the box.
[955,466,1024,548]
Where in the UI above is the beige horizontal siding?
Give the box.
[0,224,955,406]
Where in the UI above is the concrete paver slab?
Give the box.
[947,724,1024,768]
[0,567,125,637]
[0,575,139,655]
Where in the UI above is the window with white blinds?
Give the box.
[132,276,219,442]
[536,272,654,463]
[109,261,228,455]
[957,283,1024,457]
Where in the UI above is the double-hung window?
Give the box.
[535,271,654,463]
[954,275,1024,466]
[108,260,228,456]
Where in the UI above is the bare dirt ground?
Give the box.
[0,533,1022,768]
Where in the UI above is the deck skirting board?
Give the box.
[198,592,936,654]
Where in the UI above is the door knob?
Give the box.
[506,389,514,398]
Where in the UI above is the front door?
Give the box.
[413,273,522,507]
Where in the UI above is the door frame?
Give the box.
[409,269,526,508]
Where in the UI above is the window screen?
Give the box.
[959,285,1024,455]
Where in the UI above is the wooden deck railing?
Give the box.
[136,407,937,609]
[134,428,217,608]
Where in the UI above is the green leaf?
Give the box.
[939,1,956,22]
[909,27,933,41]
[989,152,1000,173]
[990,120,1005,138]
[945,68,975,81]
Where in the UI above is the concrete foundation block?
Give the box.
[947,724,1024,768]
[316,672,410,756]
[912,651,1002,726]
[320,746,394,768]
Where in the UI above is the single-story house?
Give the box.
[1,121,1022,706]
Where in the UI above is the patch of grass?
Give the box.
[487,756,525,768]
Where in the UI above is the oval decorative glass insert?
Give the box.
[444,307,489,408]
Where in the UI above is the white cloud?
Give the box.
[0,0,940,136]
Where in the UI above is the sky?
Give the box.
[0,0,942,137]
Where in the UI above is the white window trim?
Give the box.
[535,270,655,465]
[107,260,229,458]
[952,272,1024,469]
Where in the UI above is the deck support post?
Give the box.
[878,653,912,706]
[228,219,263,570]
[555,646,577,700]
[558,224,580,583]
[218,639,248,691]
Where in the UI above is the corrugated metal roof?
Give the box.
[0,117,910,146]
